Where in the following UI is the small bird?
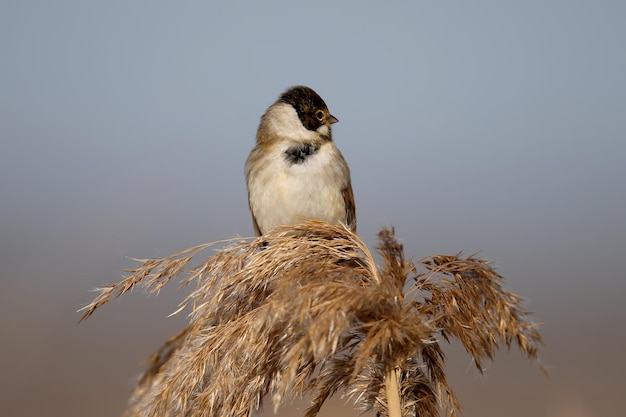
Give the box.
[245,86,356,236]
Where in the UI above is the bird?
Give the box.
[245,85,356,236]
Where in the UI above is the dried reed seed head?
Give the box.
[81,219,543,417]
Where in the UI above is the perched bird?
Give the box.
[245,86,356,236]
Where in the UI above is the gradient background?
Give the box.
[1,1,624,416]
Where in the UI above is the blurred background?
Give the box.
[1,1,624,416]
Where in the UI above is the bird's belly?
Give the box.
[251,151,346,233]
[276,173,345,222]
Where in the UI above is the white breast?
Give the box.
[247,141,349,235]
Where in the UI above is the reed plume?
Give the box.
[80,219,543,417]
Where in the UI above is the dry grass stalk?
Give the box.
[80,219,543,417]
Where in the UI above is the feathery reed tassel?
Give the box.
[80,219,544,417]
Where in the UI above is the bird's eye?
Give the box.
[315,110,325,121]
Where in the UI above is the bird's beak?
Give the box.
[329,114,339,124]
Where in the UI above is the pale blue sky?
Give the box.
[1,2,624,416]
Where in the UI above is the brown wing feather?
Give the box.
[251,215,262,236]
[342,185,357,232]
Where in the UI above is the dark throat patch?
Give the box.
[284,142,321,164]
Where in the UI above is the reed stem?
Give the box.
[385,366,402,417]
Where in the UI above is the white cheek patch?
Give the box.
[266,103,312,141]
[316,125,330,137]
